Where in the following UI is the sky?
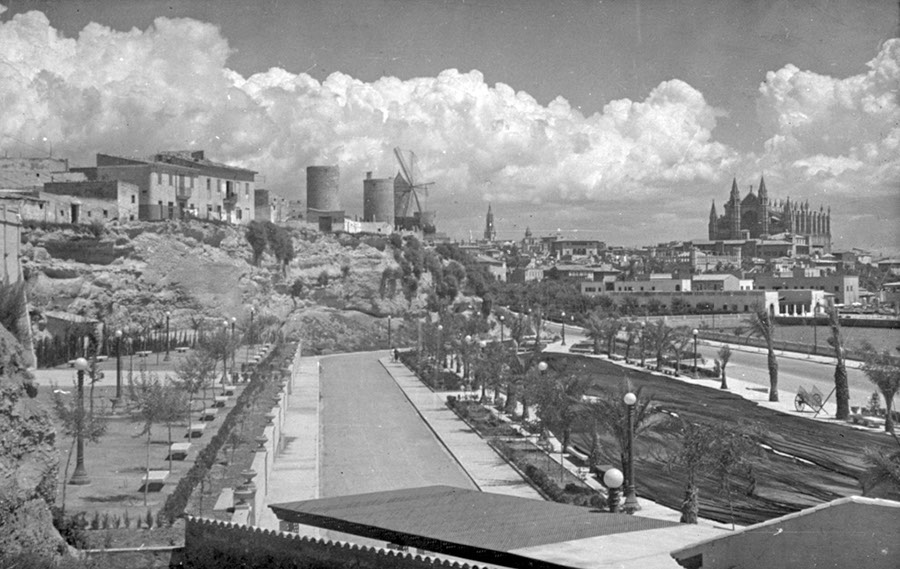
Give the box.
[0,0,898,252]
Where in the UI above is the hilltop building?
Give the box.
[708,176,831,254]
[484,204,496,241]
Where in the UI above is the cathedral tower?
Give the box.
[708,200,717,240]
[757,175,769,236]
[484,204,496,241]
[728,177,742,239]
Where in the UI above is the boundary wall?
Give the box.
[184,517,489,569]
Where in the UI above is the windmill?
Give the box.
[393,147,436,232]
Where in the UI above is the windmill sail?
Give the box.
[393,147,435,231]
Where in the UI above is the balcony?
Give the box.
[223,193,238,209]
[176,185,192,200]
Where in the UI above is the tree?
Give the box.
[245,221,268,266]
[860,439,900,496]
[52,380,107,518]
[531,370,590,457]
[744,309,779,402]
[666,418,760,525]
[826,306,850,420]
[583,312,607,355]
[646,320,675,371]
[289,278,305,307]
[621,322,639,362]
[128,371,186,505]
[668,327,692,374]
[603,317,623,357]
[173,349,218,423]
[717,344,732,390]
[861,344,900,433]
[581,384,658,481]
[269,226,295,275]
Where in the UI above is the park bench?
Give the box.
[222,384,236,396]
[850,414,886,429]
[168,442,191,460]
[187,422,206,438]
[140,470,169,492]
[566,446,590,463]
[200,407,218,421]
[175,346,190,353]
[136,350,152,358]
[213,395,230,408]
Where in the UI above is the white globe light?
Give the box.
[465,335,472,343]
[603,468,624,489]
[623,392,637,406]
[115,329,123,338]
[74,357,89,371]
[538,361,548,372]
[692,328,698,336]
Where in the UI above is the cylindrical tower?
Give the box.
[306,166,340,212]
[363,172,394,224]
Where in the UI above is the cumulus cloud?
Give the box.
[0,8,736,214]
[756,39,900,199]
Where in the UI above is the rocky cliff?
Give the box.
[0,325,67,557]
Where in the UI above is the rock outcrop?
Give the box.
[0,325,66,557]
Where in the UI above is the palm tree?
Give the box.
[603,317,623,357]
[584,312,606,355]
[860,343,900,433]
[861,441,900,496]
[826,306,850,420]
[717,344,732,390]
[621,322,639,362]
[581,384,657,481]
[745,309,779,402]
[669,327,692,375]
[646,320,675,371]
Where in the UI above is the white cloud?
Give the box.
[756,39,900,199]
[0,9,735,212]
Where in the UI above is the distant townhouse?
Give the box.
[611,274,692,293]
[549,238,605,260]
[753,267,860,306]
[75,150,256,224]
[472,254,507,282]
[691,274,753,292]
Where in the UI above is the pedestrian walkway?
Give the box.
[257,357,320,533]
[380,357,545,501]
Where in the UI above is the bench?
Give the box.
[175,346,190,353]
[200,407,218,421]
[136,350,152,358]
[213,395,230,408]
[851,414,886,429]
[187,422,206,438]
[140,470,169,491]
[566,446,590,463]
[222,385,236,396]
[168,442,191,460]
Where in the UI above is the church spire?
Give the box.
[730,177,740,202]
[484,203,496,242]
[709,200,717,219]
[758,175,768,199]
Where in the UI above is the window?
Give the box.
[102,210,108,218]
[168,173,172,185]
[675,284,681,292]
[236,208,242,220]
[245,183,250,196]
[87,211,92,218]
[131,195,136,204]
[157,172,162,184]
[206,179,211,190]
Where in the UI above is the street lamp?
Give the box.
[164,311,171,361]
[623,391,640,513]
[479,340,487,401]
[692,328,699,377]
[249,307,255,346]
[499,315,505,344]
[561,311,567,346]
[387,315,392,351]
[222,320,229,385]
[70,357,91,485]
[231,316,237,371]
[114,329,123,407]
[639,321,647,367]
[603,468,624,513]
[464,335,472,382]
[437,324,444,370]
[812,301,820,355]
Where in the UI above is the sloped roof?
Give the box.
[271,486,677,569]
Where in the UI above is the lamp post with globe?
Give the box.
[603,468,624,513]
[623,392,641,513]
[70,357,91,486]
[692,328,699,377]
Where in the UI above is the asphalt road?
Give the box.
[319,352,476,498]
[722,348,876,409]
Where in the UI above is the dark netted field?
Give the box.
[546,354,898,526]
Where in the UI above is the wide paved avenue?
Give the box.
[319,351,476,498]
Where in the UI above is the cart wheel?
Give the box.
[812,393,823,409]
[794,394,805,412]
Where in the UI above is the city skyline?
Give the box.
[0,1,898,252]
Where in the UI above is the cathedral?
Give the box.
[708,176,831,253]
